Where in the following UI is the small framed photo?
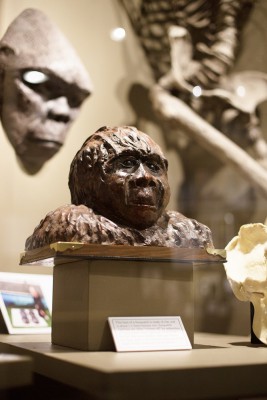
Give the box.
[0,272,53,334]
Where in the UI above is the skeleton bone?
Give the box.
[150,84,267,199]
[168,23,267,159]
[224,223,267,344]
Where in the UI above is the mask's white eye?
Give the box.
[23,70,48,84]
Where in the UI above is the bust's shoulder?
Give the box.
[165,210,189,223]
[45,204,93,218]
[25,204,136,250]
[25,204,96,250]
[165,210,209,229]
[163,210,214,248]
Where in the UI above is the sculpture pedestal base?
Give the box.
[20,243,225,351]
[52,259,194,351]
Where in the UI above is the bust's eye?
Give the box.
[146,161,160,172]
[120,157,138,168]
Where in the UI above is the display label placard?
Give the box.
[108,316,192,352]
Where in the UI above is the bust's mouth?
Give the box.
[126,187,158,207]
[127,203,157,210]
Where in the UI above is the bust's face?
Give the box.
[95,147,170,229]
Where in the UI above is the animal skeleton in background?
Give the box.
[121,0,267,201]
[122,0,253,86]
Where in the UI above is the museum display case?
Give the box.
[1,0,267,398]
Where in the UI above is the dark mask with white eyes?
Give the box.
[0,8,93,174]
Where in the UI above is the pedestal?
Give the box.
[20,243,225,351]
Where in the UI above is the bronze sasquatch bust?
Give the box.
[25,126,214,250]
[0,8,93,174]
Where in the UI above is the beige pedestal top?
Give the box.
[0,332,266,399]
